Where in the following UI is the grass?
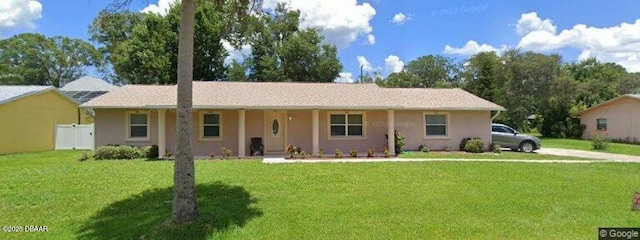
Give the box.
[400,151,597,160]
[541,138,640,156]
[2,151,640,239]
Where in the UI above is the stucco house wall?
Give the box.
[0,90,79,154]
[581,97,640,141]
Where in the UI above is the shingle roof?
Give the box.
[81,81,505,111]
[0,86,55,105]
[60,76,119,92]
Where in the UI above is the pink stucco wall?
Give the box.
[94,109,493,156]
[581,97,640,141]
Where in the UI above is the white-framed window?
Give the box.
[127,112,150,141]
[200,112,222,141]
[597,118,607,131]
[424,113,448,138]
[328,112,365,139]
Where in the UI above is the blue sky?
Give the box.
[2,0,639,82]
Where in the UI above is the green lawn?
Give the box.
[2,151,639,239]
[541,138,640,156]
[400,151,597,160]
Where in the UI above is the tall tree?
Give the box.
[567,58,628,107]
[108,0,261,223]
[463,51,502,103]
[0,33,101,87]
[380,55,461,88]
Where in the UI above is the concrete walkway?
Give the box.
[263,157,607,164]
[537,148,640,163]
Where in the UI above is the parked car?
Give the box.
[491,123,541,153]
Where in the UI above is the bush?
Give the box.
[459,137,481,151]
[385,130,406,154]
[334,149,343,158]
[221,147,233,158]
[318,148,325,158]
[349,149,358,157]
[142,145,159,159]
[367,148,375,157]
[381,147,391,157]
[94,145,143,160]
[491,144,502,154]
[443,146,452,152]
[464,139,485,153]
[418,144,430,153]
[591,130,610,150]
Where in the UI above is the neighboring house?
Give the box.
[580,94,640,142]
[60,76,119,124]
[0,86,81,155]
[81,82,505,157]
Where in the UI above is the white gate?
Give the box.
[55,124,95,150]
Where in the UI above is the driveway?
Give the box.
[537,148,640,162]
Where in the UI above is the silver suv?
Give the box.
[491,123,541,153]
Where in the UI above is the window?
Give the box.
[597,118,607,131]
[425,114,448,137]
[201,113,221,140]
[128,112,149,140]
[329,113,364,138]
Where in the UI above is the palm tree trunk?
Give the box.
[172,0,198,223]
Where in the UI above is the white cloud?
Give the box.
[357,56,373,71]
[221,40,252,66]
[335,72,355,83]
[0,0,42,30]
[367,34,375,45]
[443,40,508,56]
[264,0,376,48]
[141,0,177,15]
[516,13,640,72]
[385,55,404,73]
[391,12,411,25]
[515,12,556,36]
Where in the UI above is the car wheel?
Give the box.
[520,141,535,153]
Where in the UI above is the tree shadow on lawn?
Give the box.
[77,182,262,240]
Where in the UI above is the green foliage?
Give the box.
[464,139,485,153]
[459,137,481,151]
[142,145,159,159]
[318,148,325,158]
[418,145,430,153]
[94,145,144,160]
[78,151,92,162]
[0,33,102,86]
[386,130,406,154]
[367,148,376,157]
[590,131,611,150]
[381,147,391,157]
[334,149,343,158]
[349,149,358,157]
[378,55,461,88]
[443,146,453,152]
[491,144,502,154]
[463,51,502,103]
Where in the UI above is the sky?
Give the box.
[1,0,640,82]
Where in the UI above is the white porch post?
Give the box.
[158,110,166,159]
[312,109,319,156]
[387,109,395,155]
[238,109,246,157]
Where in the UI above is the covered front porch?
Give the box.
[154,109,397,158]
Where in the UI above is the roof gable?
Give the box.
[581,94,640,115]
[0,86,79,106]
[60,76,119,92]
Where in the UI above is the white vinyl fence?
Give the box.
[55,124,95,150]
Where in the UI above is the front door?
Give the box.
[264,111,286,153]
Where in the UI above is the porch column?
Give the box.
[312,109,319,156]
[238,109,246,158]
[158,110,166,159]
[387,109,396,155]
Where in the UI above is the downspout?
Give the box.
[491,110,501,122]
[77,108,81,124]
